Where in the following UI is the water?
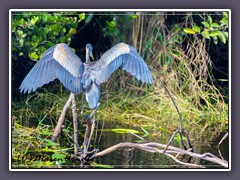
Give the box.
[90,125,229,169]
[12,121,229,169]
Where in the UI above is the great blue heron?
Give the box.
[20,42,153,108]
[19,42,154,153]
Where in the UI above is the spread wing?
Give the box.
[88,43,153,85]
[19,43,84,94]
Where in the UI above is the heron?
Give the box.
[19,42,154,153]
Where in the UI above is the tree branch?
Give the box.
[89,142,228,168]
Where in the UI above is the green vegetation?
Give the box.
[11,11,229,168]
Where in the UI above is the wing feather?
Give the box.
[20,43,84,94]
[89,43,153,85]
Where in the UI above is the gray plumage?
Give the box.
[20,42,153,109]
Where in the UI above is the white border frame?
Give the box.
[9,9,231,171]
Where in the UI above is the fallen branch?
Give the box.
[88,142,228,168]
[51,93,73,142]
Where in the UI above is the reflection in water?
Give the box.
[91,123,228,169]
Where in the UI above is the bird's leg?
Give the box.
[83,103,100,154]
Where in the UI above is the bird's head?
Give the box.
[86,43,94,62]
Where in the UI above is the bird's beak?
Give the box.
[90,51,94,60]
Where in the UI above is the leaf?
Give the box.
[51,24,60,31]
[41,130,52,136]
[69,28,77,35]
[223,12,228,18]
[157,33,163,42]
[166,56,172,63]
[172,50,181,57]
[209,31,220,37]
[111,128,139,134]
[52,153,66,165]
[44,139,60,147]
[218,32,227,44]
[201,30,210,39]
[220,17,228,26]
[183,28,196,34]
[108,20,116,28]
[42,14,49,22]
[211,23,220,28]
[173,24,180,32]
[44,27,49,34]
[213,36,218,45]
[223,32,228,38]
[79,13,85,21]
[192,25,201,33]
[202,21,210,28]
[52,153,66,160]
[84,13,93,24]
[60,36,66,43]
[208,16,212,25]
[128,14,137,20]
[29,52,39,60]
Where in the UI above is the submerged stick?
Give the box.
[51,93,73,142]
[71,93,78,155]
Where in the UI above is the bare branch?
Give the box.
[89,142,228,168]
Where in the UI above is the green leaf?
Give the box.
[201,30,210,39]
[173,24,180,32]
[218,32,227,44]
[69,28,77,35]
[60,36,66,43]
[192,25,200,33]
[62,28,66,33]
[172,50,181,57]
[202,21,210,28]
[209,31,220,37]
[208,16,212,25]
[44,27,49,34]
[84,13,93,24]
[157,33,163,42]
[79,13,86,21]
[29,52,39,60]
[223,12,228,18]
[19,18,25,26]
[41,130,52,136]
[213,36,218,45]
[44,139,60,147]
[52,153,66,160]
[128,14,137,20]
[108,20,116,28]
[51,24,60,31]
[183,28,196,34]
[211,23,220,28]
[42,14,49,22]
[70,48,75,53]
[220,17,228,26]
[223,32,228,38]
[111,128,139,134]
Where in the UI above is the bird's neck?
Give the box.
[86,49,90,63]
